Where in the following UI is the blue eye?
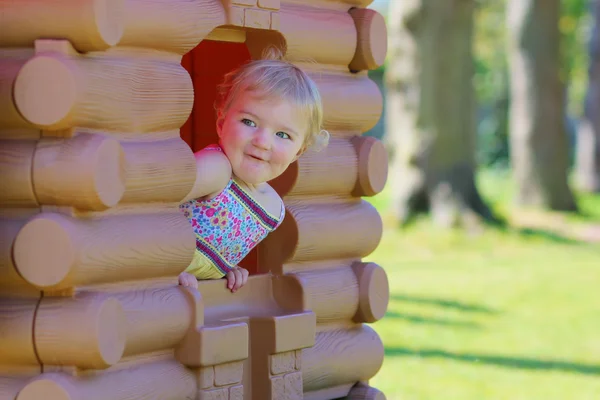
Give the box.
[276,132,291,140]
[242,118,256,127]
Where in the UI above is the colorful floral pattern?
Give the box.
[180,145,285,275]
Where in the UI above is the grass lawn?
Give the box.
[364,170,600,400]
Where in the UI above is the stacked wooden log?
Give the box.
[259,0,390,399]
[0,0,388,399]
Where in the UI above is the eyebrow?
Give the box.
[239,109,300,138]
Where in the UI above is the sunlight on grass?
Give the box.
[364,171,600,400]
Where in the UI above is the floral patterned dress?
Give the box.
[179,146,285,279]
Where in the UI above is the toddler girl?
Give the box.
[178,50,329,293]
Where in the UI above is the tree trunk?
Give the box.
[506,0,577,210]
[575,0,600,192]
[385,0,494,228]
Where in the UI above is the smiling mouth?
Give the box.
[247,154,265,161]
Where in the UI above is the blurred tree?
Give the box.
[506,0,577,210]
[385,0,495,228]
[575,0,600,192]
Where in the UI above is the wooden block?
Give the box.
[35,293,127,369]
[270,376,284,400]
[13,45,193,132]
[244,8,271,29]
[197,366,215,389]
[119,0,226,55]
[293,266,359,323]
[175,322,248,367]
[200,387,228,400]
[230,385,244,400]
[352,262,389,323]
[351,135,389,197]
[214,361,243,386]
[0,0,125,51]
[262,199,382,265]
[228,6,246,27]
[33,133,127,210]
[232,0,256,5]
[280,4,356,66]
[120,137,195,204]
[12,211,195,290]
[303,325,384,393]
[270,351,295,375]
[306,68,383,132]
[115,286,201,357]
[250,312,316,354]
[349,8,388,71]
[284,372,302,400]
[258,0,280,10]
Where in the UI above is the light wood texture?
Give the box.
[0,50,34,129]
[352,262,389,324]
[34,133,126,210]
[349,8,387,72]
[270,135,388,197]
[280,3,356,66]
[250,312,316,354]
[0,299,39,367]
[0,140,38,207]
[119,0,226,54]
[292,267,359,323]
[35,294,126,369]
[13,43,193,132]
[114,286,193,357]
[0,0,125,52]
[0,212,41,297]
[15,360,197,400]
[176,322,249,367]
[303,325,384,392]
[261,199,382,266]
[306,69,383,132]
[346,382,386,399]
[12,212,195,290]
[351,135,388,197]
[120,137,196,203]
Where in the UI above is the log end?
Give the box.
[352,136,388,197]
[352,262,389,323]
[349,8,388,72]
[13,214,75,288]
[14,55,77,128]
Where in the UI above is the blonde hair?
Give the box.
[216,48,329,152]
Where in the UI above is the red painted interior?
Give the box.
[180,40,259,275]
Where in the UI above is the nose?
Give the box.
[251,128,271,150]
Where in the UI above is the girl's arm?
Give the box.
[180,149,232,203]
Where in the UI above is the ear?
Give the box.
[216,115,225,137]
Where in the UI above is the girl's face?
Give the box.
[217,90,307,186]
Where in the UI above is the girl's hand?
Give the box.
[226,267,249,293]
[178,272,199,289]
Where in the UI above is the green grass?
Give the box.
[364,170,600,400]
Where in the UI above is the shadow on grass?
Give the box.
[390,295,498,314]
[385,347,600,376]
[384,311,481,329]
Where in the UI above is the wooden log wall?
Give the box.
[0,0,389,399]
[260,0,390,399]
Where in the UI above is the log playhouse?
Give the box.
[0,0,390,399]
